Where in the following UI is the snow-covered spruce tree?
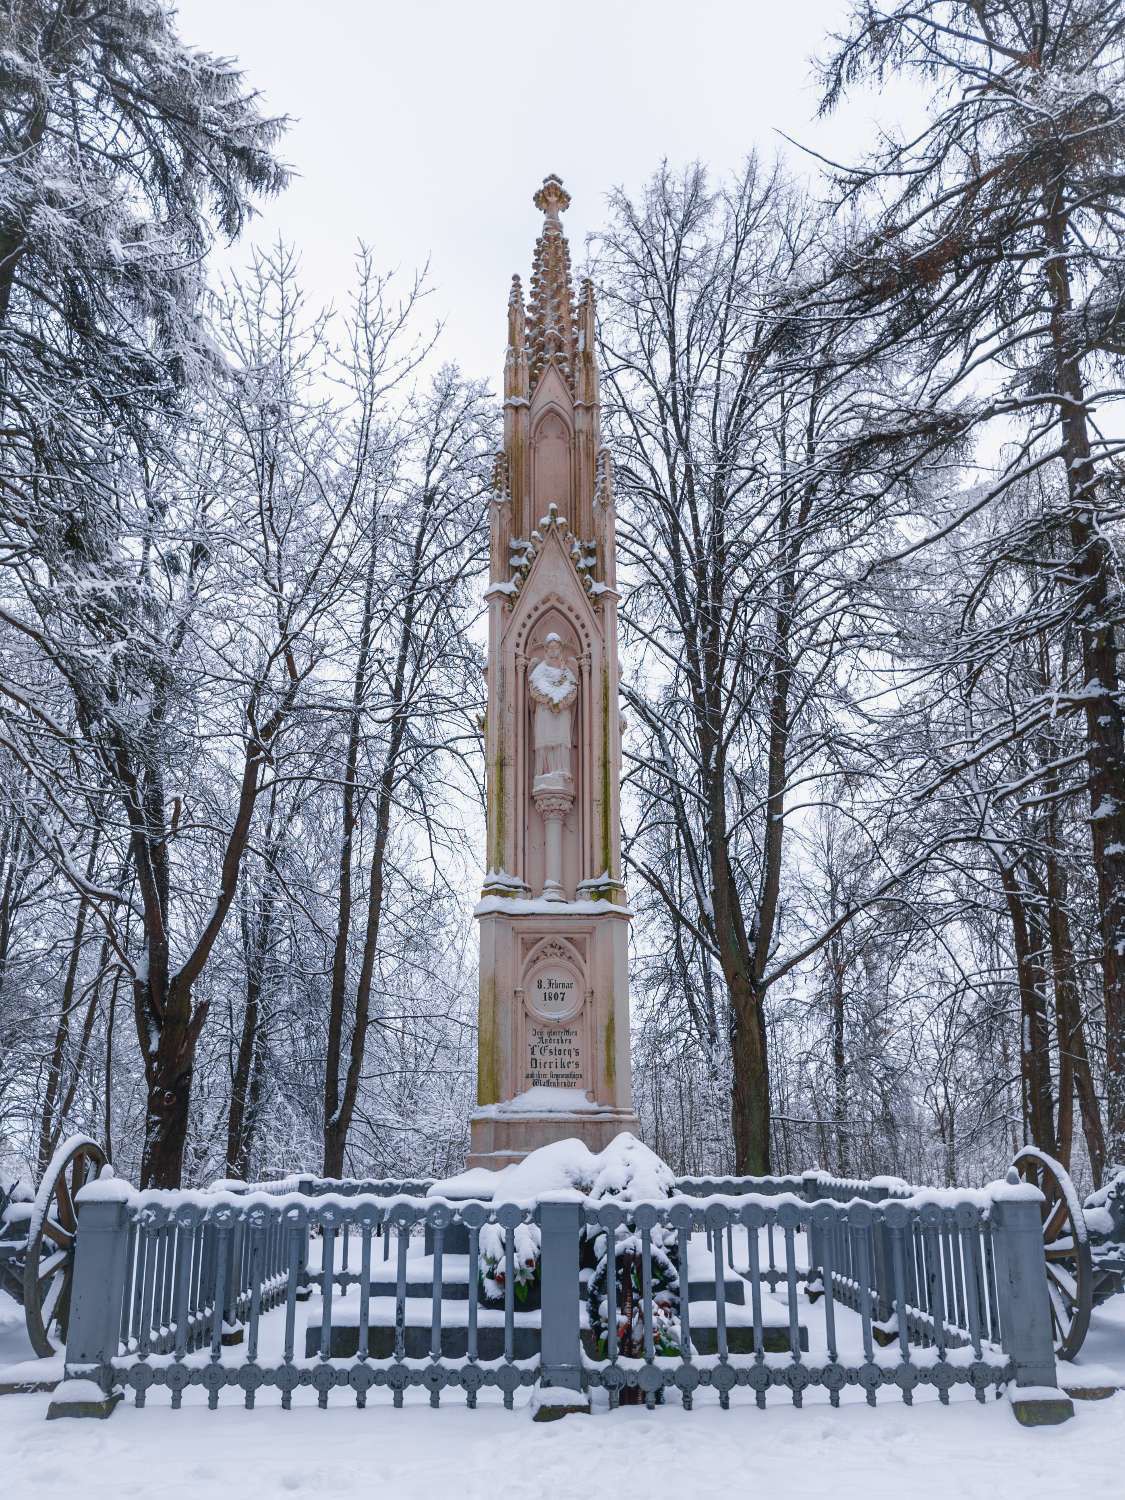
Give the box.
[818,0,1125,1161]
[861,474,1110,1183]
[0,0,286,517]
[0,3,286,1186]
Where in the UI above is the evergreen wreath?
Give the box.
[586,1222,681,1360]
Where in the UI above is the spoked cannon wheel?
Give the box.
[22,1136,107,1357]
[1012,1147,1092,1361]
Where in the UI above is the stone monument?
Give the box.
[468,176,640,1166]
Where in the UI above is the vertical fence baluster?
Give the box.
[319,1222,335,1409]
[606,1221,618,1411]
[677,1220,693,1409]
[394,1219,408,1407]
[157,1222,172,1351]
[902,1216,918,1325]
[137,1221,156,1384]
[889,1214,912,1405]
[208,1218,229,1410]
[281,1218,300,1410]
[925,1219,948,1402]
[913,1224,928,1346]
[120,1219,136,1354]
[244,1216,264,1409]
[430,1220,445,1407]
[641,1219,656,1409]
[200,1222,214,1349]
[952,1221,968,1331]
[190,1222,204,1350]
[358,1224,372,1379]
[784,1222,802,1407]
[170,1218,192,1409]
[855,1220,876,1407]
[982,1219,1000,1344]
[746,1216,766,1409]
[129,1219,147,1353]
[712,1214,729,1408]
[961,1219,986,1403]
[503,1220,515,1407]
[819,1213,839,1407]
[941,1219,957,1333]
[467,1222,480,1408]
[222,1216,242,1344]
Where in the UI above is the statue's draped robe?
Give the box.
[529,660,577,780]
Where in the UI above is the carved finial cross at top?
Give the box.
[534,174,571,221]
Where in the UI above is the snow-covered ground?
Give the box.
[2,1238,1124,1499]
[0,1383,1120,1500]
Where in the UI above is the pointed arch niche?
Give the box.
[531,407,572,527]
[509,578,599,899]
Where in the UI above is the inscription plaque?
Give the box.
[522,960,588,1092]
[525,1022,586,1090]
[528,965,578,1021]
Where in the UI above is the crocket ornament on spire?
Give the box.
[469,178,638,1166]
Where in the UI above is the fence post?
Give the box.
[990,1174,1074,1425]
[534,1192,588,1420]
[47,1183,131,1420]
[294,1176,314,1300]
[802,1172,825,1295]
[221,1214,245,1344]
[868,1190,895,1328]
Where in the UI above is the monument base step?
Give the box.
[307,1317,805,1361]
[467,1108,641,1166]
[361,1253,750,1307]
[305,1286,805,1361]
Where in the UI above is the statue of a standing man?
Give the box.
[529,633,577,790]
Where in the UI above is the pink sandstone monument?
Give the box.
[468,176,640,1166]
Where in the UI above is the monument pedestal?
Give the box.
[469,897,637,1166]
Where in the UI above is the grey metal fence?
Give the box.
[52,1168,1065,1419]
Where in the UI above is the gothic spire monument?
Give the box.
[468,176,640,1166]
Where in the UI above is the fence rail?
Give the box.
[51,1167,1067,1421]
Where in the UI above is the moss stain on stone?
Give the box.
[488,751,506,871]
[478,972,498,1104]
[604,1005,616,1090]
[601,666,612,883]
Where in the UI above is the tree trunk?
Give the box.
[227,798,280,1179]
[715,811,770,1173]
[139,974,200,1188]
[324,532,379,1175]
[1001,868,1057,1156]
[323,744,398,1177]
[323,484,434,1176]
[226,937,262,1178]
[830,938,848,1175]
[104,966,121,1164]
[1043,189,1125,1159]
[38,891,95,1172]
[1045,842,1106,1184]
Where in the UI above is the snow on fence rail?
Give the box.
[47,1169,1071,1423]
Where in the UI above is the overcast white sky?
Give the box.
[175,0,923,383]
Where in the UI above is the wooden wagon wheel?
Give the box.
[22,1136,107,1358]
[1012,1147,1092,1361]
